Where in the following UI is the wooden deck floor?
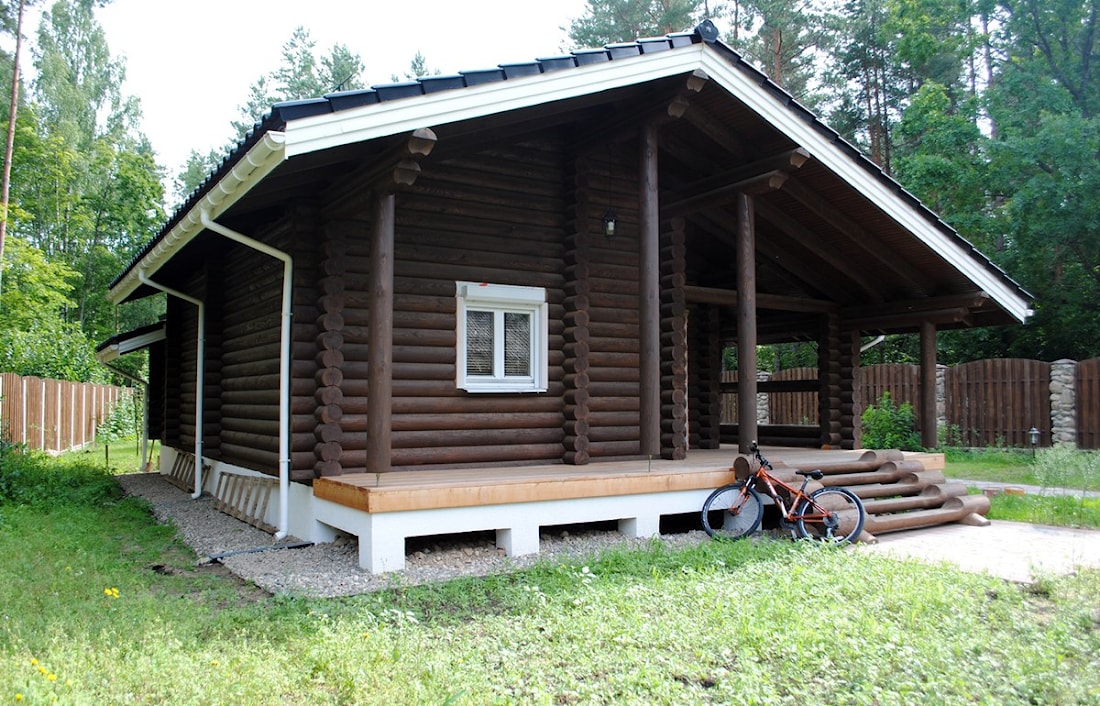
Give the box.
[313,446,945,514]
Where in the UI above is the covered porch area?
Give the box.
[310,446,952,573]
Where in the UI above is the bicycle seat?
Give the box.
[796,469,825,480]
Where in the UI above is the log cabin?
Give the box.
[99,21,1032,571]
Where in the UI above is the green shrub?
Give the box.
[96,390,142,443]
[0,447,119,507]
[861,391,923,451]
[1031,445,1100,492]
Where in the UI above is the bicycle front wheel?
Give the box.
[701,482,763,540]
[795,487,866,543]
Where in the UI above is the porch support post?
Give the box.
[639,124,661,456]
[736,192,758,454]
[367,192,395,473]
[920,319,937,449]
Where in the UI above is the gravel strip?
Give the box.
[117,472,712,597]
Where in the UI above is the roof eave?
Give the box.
[283,44,707,158]
[107,131,288,304]
[695,50,1032,324]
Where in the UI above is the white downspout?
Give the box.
[137,271,205,499]
[200,210,293,541]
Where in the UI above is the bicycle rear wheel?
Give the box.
[701,482,763,540]
[795,487,866,543]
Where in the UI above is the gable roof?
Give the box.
[108,21,1030,330]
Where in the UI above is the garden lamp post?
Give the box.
[1028,426,1040,456]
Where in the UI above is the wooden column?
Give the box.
[367,193,395,473]
[639,124,661,456]
[736,192,758,453]
[920,320,937,449]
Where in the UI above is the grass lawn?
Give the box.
[2,446,1100,704]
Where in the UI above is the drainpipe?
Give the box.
[860,335,886,353]
[200,210,293,541]
[137,271,205,499]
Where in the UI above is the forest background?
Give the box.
[0,0,1096,385]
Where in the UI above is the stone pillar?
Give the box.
[756,371,770,425]
[1050,359,1077,447]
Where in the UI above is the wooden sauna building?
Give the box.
[100,22,1031,571]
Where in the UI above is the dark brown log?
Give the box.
[390,412,564,431]
[563,371,591,389]
[315,404,343,424]
[563,419,591,437]
[315,386,343,406]
[314,460,343,477]
[390,443,564,466]
[563,450,590,465]
[316,441,343,462]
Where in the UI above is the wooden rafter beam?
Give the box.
[662,149,809,217]
[753,198,887,304]
[843,307,973,331]
[840,291,992,320]
[573,70,708,152]
[690,211,832,298]
[664,169,788,217]
[781,178,935,293]
[682,103,748,160]
[690,207,836,299]
[684,284,838,314]
[325,128,438,214]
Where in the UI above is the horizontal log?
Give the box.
[586,440,642,458]
[390,443,565,467]
[390,412,565,431]
[588,425,640,443]
[563,435,589,452]
[391,394,563,415]
[563,450,590,465]
[392,427,565,449]
[314,460,343,477]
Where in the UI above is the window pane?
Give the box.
[504,312,531,376]
[466,310,494,374]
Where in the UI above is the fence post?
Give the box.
[1050,359,1076,447]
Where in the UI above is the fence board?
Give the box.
[859,363,921,419]
[770,367,817,425]
[945,359,1050,448]
[0,373,128,453]
[1077,358,1100,449]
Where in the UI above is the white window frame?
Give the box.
[456,281,548,393]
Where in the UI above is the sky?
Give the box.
[52,0,591,182]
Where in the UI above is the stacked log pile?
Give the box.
[740,450,991,542]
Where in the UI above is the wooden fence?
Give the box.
[723,358,1098,449]
[0,373,128,453]
[1078,358,1100,449]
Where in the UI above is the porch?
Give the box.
[310,446,949,573]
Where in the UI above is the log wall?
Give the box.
[337,136,580,470]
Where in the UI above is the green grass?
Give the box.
[945,446,1100,492]
[987,492,1100,529]
[3,447,1100,704]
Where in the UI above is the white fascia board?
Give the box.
[698,51,1032,324]
[283,45,707,158]
[107,131,288,304]
[116,327,167,355]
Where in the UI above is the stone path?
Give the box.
[860,520,1100,583]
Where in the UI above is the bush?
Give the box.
[0,447,119,507]
[1032,445,1100,491]
[97,390,142,443]
[861,391,923,451]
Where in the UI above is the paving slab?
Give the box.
[860,520,1100,583]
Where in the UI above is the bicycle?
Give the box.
[701,442,867,542]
